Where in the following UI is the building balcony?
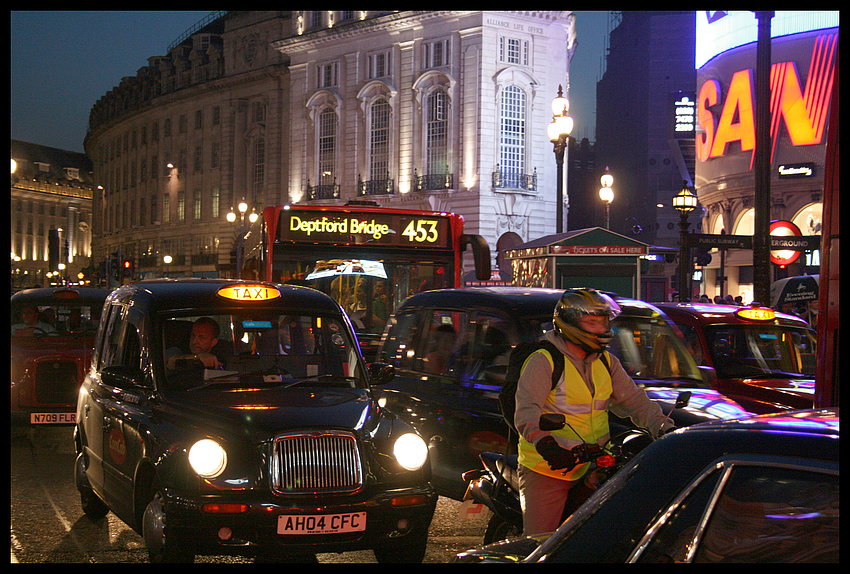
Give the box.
[492,165,537,192]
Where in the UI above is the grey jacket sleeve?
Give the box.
[605,352,671,435]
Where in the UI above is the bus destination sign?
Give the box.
[278,210,452,249]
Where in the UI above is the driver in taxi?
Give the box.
[166,317,223,370]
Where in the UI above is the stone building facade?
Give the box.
[84,11,576,279]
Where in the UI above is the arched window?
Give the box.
[318,108,337,185]
[426,89,449,177]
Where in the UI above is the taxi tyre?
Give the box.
[142,486,195,563]
[75,452,110,519]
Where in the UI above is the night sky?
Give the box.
[10,11,609,154]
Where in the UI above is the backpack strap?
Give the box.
[598,350,612,375]
[538,340,565,390]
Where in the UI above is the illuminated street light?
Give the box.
[548,85,574,234]
[599,167,614,229]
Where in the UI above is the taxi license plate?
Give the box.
[277,512,366,535]
[30,412,76,424]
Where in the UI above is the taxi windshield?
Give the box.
[704,325,816,379]
[11,302,101,338]
[160,311,366,392]
[610,316,703,383]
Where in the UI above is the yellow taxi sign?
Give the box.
[217,284,280,302]
[735,306,776,321]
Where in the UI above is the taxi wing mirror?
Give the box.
[368,362,395,386]
[101,365,150,390]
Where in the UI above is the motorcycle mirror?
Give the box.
[675,391,691,409]
[539,413,566,431]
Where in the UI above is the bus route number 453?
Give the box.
[402,219,439,243]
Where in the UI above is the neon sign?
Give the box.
[697,33,837,166]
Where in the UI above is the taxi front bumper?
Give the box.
[158,485,438,556]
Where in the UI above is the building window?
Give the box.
[177,191,185,222]
[212,187,220,220]
[424,38,450,69]
[193,189,202,220]
[369,98,391,182]
[195,109,204,130]
[368,50,391,79]
[194,145,203,172]
[421,89,450,181]
[500,37,529,66]
[310,11,323,29]
[317,108,337,185]
[212,106,221,126]
[318,61,338,88]
[253,138,265,186]
[210,142,220,169]
[499,85,527,186]
[252,101,265,123]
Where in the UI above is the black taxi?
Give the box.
[73,279,436,563]
[654,302,817,414]
[11,286,109,425]
[375,287,750,500]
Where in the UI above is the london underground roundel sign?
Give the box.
[770,220,802,266]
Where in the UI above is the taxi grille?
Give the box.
[271,431,364,495]
[35,360,78,405]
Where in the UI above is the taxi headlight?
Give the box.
[188,439,228,478]
[393,433,428,471]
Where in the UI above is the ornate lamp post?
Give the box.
[547,85,574,234]
[672,181,698,301]
[599,167,614,229]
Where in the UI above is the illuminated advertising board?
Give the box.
[277,209,453,249]
[696,25,838,183]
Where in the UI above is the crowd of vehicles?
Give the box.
[11,197,837,563]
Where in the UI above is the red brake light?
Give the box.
[597,455,616,468]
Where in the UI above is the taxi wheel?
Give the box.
[142,489,195,563]
[373,531,428,563]
[75,452,109,519]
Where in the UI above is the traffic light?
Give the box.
[694,248,712,267]
[122,259,134,278]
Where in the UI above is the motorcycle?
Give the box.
[462,391,690,545]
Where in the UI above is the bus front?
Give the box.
[262,204,486,360]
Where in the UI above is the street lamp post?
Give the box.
[548,85,574,234]
[227,201,258,279]
[599,167,614,229]
[672,181,698,301]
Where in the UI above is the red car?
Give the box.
[654,302,816,414]
[11,287,109,425]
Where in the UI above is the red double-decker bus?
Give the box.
[261,202,490,359]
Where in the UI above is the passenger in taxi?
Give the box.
[165,317,224,369]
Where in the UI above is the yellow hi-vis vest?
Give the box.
[518,351,613,481]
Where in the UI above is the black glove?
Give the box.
[535,436,578,471]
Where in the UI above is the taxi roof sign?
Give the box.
[217,284,281,302]
[735,306,776,321]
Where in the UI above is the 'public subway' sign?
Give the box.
[278,210,452,249]
[697,32,837,167]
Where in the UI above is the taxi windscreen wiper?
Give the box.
[281,374,359,388]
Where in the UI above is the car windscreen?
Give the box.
[610,316,703,384]
[11,301,101,338]
[160,311,366,392]
[703,324,816,379]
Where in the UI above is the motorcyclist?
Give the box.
[514,288,674,536]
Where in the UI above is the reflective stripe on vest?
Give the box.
[518,351,613,481]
